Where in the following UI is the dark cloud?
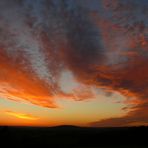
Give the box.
[90,103,148,127]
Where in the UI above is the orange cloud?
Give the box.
[0,49,58,108]
[5,110,39,120]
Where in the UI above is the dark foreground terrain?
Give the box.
[0,125,148,148]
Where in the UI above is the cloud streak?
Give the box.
[5,110,39,120]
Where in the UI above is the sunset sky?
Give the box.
[0,0,147,127]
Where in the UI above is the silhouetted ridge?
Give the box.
[0,126,148,147]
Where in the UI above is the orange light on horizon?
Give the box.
[5,110,39,120]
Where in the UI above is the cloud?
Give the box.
[0,0,147,127]
[0,0,98,108]
[5,110,39,120]
[90,103,148,127]
[88,0,148,126]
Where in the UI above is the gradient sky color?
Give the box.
[0,0,147,127]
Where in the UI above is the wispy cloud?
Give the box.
[5,110,39,120]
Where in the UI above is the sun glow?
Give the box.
[5,111,39,120]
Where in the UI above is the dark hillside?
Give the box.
[0,126,148,148]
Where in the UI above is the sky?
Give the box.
[0,0,147,127]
